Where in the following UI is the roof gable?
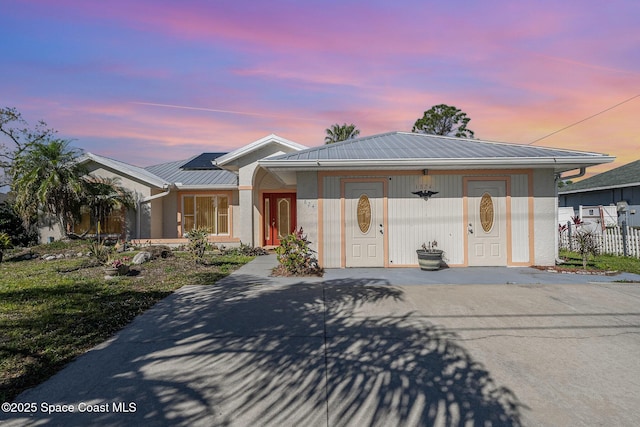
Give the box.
[215,134,307,167]
[79,153,167,188]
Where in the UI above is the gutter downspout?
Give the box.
[558,167,586,181]
[136,185,171,240]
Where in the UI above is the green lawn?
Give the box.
[558,249,640,275]
[0,243,252,402]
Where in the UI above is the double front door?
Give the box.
[263,193,296,246]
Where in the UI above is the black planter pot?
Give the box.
[416,249,443,271]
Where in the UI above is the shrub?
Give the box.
[223,242,268,257]
[0,232,13,262]
[574,228,600,269]
[186,228,209,264]
[0,200,38,247]
[88,239,112,265]
[274,227,323,276]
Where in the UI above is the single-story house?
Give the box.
[58,131,614,267]
[559,159,640,227]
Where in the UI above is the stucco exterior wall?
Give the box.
[38,216,62,244]
[510,173,531,263]
[295,171,319,253]
[161,192,178,238]
[237,146,289,187]
[390,174,465,266]
[237,150,286,245]
[321,175,341,268]
[234,143,300,246]
[532,168,557,266]
[149,195,164,239]
[237,190,253,245]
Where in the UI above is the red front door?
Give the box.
[263,193,297,246]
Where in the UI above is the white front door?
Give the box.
[345,182,384,267]
[467,180,508,266]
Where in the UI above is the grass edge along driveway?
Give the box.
[0,250,253,402]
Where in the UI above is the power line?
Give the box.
[528,94,640,145]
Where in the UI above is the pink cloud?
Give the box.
[7,0,638,177]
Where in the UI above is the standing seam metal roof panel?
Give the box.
[145,157,238,186]
[269,132,607,161]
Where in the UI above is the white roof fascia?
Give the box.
[559,181,640,195]
[215,134,307,166]
[173,184,238,190]
[260,156,615,172]
[80,153,168,188]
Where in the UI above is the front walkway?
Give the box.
[3,255,640,426]
[250,254,640,285]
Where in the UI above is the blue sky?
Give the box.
[1,0,638,175]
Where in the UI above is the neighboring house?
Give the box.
[44,131,614,267]
[559,159,640,227]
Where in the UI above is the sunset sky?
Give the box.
[1,0,638,177]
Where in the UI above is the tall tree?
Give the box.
[0,107,57,186]
[324,123,360,144]
[411,104,475,138]
[11,139,86,235]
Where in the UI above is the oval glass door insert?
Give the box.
[480,192,494,233]
[357,195,371,233]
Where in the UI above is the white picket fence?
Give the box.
[559,225,640,258]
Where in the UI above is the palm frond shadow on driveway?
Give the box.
[10,273,524,426]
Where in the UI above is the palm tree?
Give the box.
[10,139,86,235]
[324,123,360,144]
[81,176,135,237]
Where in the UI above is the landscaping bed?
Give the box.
[537,250,640,278]
[0,242,253,402]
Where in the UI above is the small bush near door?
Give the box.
[574,228,600,269]
[273,227,323,276]
[186,228,210,264]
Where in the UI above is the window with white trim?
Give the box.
[182,195,229,235]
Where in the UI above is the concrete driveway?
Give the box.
[3,256,640,426]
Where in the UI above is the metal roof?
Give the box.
[559,159,640,194]
[261,132,614,172]
[146,156,238,188]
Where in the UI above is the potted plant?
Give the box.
[416,240,444,271]
[105,257,130,276]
